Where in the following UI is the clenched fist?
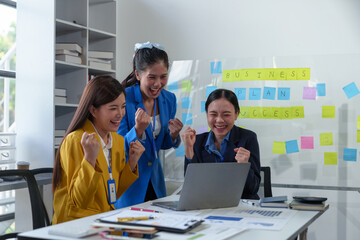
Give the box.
[128,140,145,171]
[81,132,100,168]
[181,127,197,159]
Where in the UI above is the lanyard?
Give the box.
[151,99,158,160]
[107,149,113,180]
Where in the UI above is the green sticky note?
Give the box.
[320,133,333,146]
[357,116,360,129]
[322,106,335,118]
[324,152,337,165]
[181,81,191,92]
[357,130,360,143]
[273,141,286,154]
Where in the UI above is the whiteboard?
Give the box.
[162,54,360,189]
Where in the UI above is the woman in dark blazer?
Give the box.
[181,89,261,199]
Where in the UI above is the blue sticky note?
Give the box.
[234,88,246,100]
[343,82,360,99]
[182,113,193,125]
[343,148,357,161]
[249,88,261,100]
[167,82,178,92]
[263,87,276,100]
[210,61,222,74]
[286,140,299,154]
[201,101,206,113]
[317,83,326,96]
[206,86,217,98]
[278,88,290,100]
[175,145,185,157]
[181,97,192,109]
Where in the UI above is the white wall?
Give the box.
[118,0,360,239]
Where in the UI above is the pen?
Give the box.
[241,199,255,206]
[117,216,155,222]
[130,207,161,213]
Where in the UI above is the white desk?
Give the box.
[17,195,328,240]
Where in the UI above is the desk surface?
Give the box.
[0,173,52,192]
[18,195,328,240]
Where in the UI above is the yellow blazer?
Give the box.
[52,119,139,224]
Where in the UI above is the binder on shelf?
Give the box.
[88,50,114,59]
[56,43,83,54]
[54,130,66,137]
[56,54,82,65]
[88,61,112,71]
[55,96,66,104]
[56,49,80,57]
[55,88,67,97]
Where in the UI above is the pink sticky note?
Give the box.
[303,87,316,100]
[197,127,209,134]
[301,136,314,149]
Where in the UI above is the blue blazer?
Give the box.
[184,126,261,199]
[115,83,178,208]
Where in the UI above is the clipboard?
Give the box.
[98,210,203,233]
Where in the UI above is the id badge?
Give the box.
[107,179,117,204]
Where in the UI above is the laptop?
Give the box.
[152,162,250,211]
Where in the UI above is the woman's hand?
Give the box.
[134,108,151,139]
[81,132,100,168]
[181,127,196,159]
[234,147,251,163]
[128,140,145,171]
[169,118,184,141]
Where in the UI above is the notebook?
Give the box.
[152,162,250,211]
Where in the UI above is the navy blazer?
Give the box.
[184,126,261,199]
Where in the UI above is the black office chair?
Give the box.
[260,166,273,198]
[0,169,51,239]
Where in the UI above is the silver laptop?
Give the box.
[152,162,250,211]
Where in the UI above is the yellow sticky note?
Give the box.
[239,106,250,119]
[357,130,360,143]
[357,116,360,129]
[181,81,191,92]
[320,133,333,146]
[292,106,305,119]
[273,141,286,154]
[322,106,335,118]
[324,152,337,165]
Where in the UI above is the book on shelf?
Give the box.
[54,96,66,104]
[259,195,288,208]
[54,88,67,97]
[88,60,112,70]
[56,43,83,54]
[56,49,79,57]
[289,200,328,211]
[54,130,66,137]
[54,137,63,146]
[88,57,112,64]
[88,50,113,59]
[56,54,82,65]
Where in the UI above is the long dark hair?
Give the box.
[205,89,240,114]
[52,75,125,193]
[122,47,169,88]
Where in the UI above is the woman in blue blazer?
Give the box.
[115,42,183,208]
[182,89,261,199]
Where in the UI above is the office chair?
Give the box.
[260,166,273,198]
[0,169,51,239]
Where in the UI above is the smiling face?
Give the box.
[135,61,168,100]
[90,93,126,140]
[206,98,238,141]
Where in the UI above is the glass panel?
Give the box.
[0,76,15,132]
[0,3,16,71]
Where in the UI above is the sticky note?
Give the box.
[206,86,217,98]
[182,113,193,125]
[320,133,333,146]
[343,148,357,162]
[286,140,299,154]
[301,136,314,149]
[181,81,192,92]
[210,61,222,74]
[324,152,337,165]
[303,87,316,100]
[357,130,360,143]
[263,87,276,100]
[357,116,360,129]
[343,82,360,99]
[277,88,290,100]
[201,101,206,113]
[175,145,185,157]
[197,126,209,134]
[249,88,261,100]
[273,141,286,154]
[317,83,326,96]
[167,82,178,92]
[181,97,192,109]
[322,106,335,118]
[234,88,246,100]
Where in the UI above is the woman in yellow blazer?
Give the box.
[52,76,145,224]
